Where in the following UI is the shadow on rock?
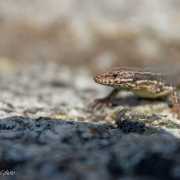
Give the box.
[111,95,167,107]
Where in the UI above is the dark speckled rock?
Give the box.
[0,116,178,180]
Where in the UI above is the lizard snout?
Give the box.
[94,74,103,84]
[94,73,114,86]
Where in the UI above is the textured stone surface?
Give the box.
[0,63,179,179]
[0,116,180,180]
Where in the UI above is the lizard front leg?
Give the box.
[91,88,120,109]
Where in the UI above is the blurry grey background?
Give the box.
[0,0,180,72]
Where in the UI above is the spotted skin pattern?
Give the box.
[93,67,180,117]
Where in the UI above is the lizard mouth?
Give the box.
[94,75,103,84]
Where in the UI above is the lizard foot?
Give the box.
[171,103,180,119]
[90,98,113,110]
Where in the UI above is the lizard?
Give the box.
[93,67,180,116]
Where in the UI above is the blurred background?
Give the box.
[0,0,180,74]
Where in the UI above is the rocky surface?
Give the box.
[0,63,180,180]
[0,116,180,180]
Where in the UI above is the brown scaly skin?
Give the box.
[93,67,180,117]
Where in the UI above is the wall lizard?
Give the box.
[93,67,180,117]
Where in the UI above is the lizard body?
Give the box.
[93,67,179,115]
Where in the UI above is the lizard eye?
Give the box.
[113,74,118,78]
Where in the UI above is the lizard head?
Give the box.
[94,70,134,87]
